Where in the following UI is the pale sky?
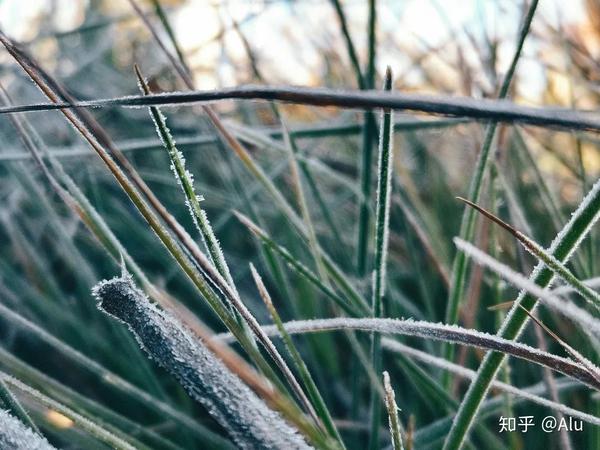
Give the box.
[0,0,592,102]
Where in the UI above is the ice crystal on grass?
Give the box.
[135,68,238,300]
[0,410,55,450]
[547,177,600,259]
[454,237,600,339]
[382,340,600,427]
[383,371,404,450]
[93,274,311,450]
[215,317,598,389]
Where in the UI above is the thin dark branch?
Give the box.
[1,85,599,132]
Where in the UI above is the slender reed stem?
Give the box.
[442,0,539,386]
[369,67,394,450]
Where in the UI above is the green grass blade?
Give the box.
[369,67,394,450]
[383,371,405,450]
[250,264,346,449]
[356,116,378,277]
[328,0,366,89]
[0,408,54,450]
[235,211,370,316]
[148,0,187,68]
[0,378,40,436]
[216,318,598,388]
[4,374,139,450]
[443,176,600,450]
[459,196,600,310]
[0,347,183,450]
[94,273,330,449]
[135,66,239,299]
[442,0,539,384]
[358,0,377,274]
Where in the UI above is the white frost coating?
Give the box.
[373,106,394,300]
[3,374,136,450]
[213,318,598,389]
[0,410,55,450]
[454,238,600,339]
[510,227,600,308]
[553,276,600,296]
[93,274,312,450]
[548,177,600,258]
[381,339,600,427]
[497,177,600,337]
[383,371,404,450]
[444,177,600,449]
[145,99,238,300]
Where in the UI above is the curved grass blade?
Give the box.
[250,264,345,448]
[382,340,600,427]
[215,317,600,389]
[453,237,600,340]
[444,176,600,450]
[3,374,137,450]
[3,87,600,132]
[93,273,317,450]
[458,196,600,310]
[0,378,39,436]
[442,0,539,382]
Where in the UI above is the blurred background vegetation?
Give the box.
[0,0,599,449]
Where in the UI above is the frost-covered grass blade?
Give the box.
[93,273,315,450]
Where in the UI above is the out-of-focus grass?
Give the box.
[0,1,599,449]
